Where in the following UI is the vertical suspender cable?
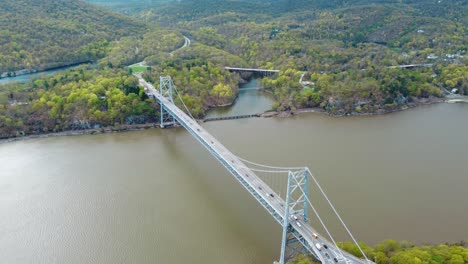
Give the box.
[306,168,370,262]
[291,175,347,261]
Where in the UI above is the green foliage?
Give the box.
[85,0,170,14]
[0,0,144,73]
[0,67,156,138]
[289,240,468,264]
[437,65,468,95]
[141,42,245,117]
[128,65,149,73]
[104,28,185,67]
[1,0,466,138]
[140,0,465,114]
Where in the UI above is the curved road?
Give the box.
[170,35,191,56]
[299,72,306,88]
[129,35,191,66]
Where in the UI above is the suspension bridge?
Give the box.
[136,74,373,264]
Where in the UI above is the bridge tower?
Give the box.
[280,168,313,264]
[159,76,176,128]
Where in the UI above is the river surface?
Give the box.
[1,91,468,263]
[0,65,86,85]
[205,78,274,118]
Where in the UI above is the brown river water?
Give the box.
[1,83,467,263]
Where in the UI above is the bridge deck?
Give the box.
[137,75,369,264]
[387,63,433,69]
[224,67,280,73]
[203,114,260,122]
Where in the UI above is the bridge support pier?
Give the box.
[279,169,311,264]
[159,76,176,128]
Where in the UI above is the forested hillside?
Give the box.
[0,0,144,74]
[141,0,467,113]
[0,0,466,138]
[0,67,156,137]
[86,0,170,14]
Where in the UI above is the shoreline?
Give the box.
[1,98,466,144]
[0,123,161,145]
[262,97,452,118]
[0,61,93,80]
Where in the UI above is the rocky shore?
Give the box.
[2,96,466,144]
[266,97,449,118]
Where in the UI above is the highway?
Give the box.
[137,75,371,264]
[224,67,280,73]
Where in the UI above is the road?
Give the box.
[129,35,191,66]
[299,72,306,88]
[170,35,191,56]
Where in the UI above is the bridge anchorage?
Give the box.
[136,74,374,264]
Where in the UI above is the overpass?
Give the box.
[224,67,280,76]
[203,113,261,122]
[136,74,373,264]
[387,63,433,69]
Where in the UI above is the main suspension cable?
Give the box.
[237,156,305,170]
[172,84,195,120]
[305,168,370,262]
[237,166,292,173]
[236,156,369,261]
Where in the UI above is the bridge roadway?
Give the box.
[137,76,370,264]
[387,63,433,69]
[224,67,280,74]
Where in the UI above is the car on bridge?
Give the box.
[315,243,322,251]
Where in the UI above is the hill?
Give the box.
[0,0,466,138]
[0,0,144,74]
[143,0,466,113]
[85,0,171,14]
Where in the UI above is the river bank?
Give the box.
[2,103,467,264]
[2,96,466,143]
[263,96,455,118]
[0,61,92,79]
[0,123,161,144]
[0,62,93,84]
